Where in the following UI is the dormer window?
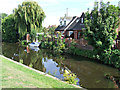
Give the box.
[81,18,83,23]
[64,18,66,26]
[59,19,62,26]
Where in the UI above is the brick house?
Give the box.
[55,12,120,50]
[56,13,85,39]
[55,13,93,50]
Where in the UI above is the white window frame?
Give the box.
[81,18,83,23]
[69,31,73,36]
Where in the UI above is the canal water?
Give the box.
[2,42,120,88]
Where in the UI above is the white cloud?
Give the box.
[42,16,60,27]
[0,0,24,14]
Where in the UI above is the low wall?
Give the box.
[65,38,93,50]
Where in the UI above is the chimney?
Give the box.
[66,8,68,17]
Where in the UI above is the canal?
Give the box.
[2,42,120,88]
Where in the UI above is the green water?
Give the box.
[2,42,120,88]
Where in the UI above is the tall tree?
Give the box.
[1,13,8,19]
[14,0,45,40]
[84,1,120,60]
[2,14,18,42]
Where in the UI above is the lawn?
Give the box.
[0,55,82,88]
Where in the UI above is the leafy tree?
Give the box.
[84,1,120,60]
[1,13,8,19]
[2,14,19,43]
[14,1,45,40]
[48,25,57,36]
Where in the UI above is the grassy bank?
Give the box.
[0,55,81,88]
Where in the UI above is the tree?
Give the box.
[14,0,45,40]
[48,25,57,35]
[47,25,57,41]
[1,13,8,19]
[2,14,19,42]
[84,1,120,60]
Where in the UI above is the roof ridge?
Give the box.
[63,16,78,32]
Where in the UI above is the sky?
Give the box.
[0,0,119,27]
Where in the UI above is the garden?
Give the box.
[1,0,120,89]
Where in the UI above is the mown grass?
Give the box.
[0,55,80,88]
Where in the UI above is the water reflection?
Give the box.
[2,42,120,88]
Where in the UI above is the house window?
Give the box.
[64,20,66,26]
[59,19,62,26]
[69,31,73,36]
[61,31,64,35]
[60,21,62,25]
[81,18,83,23]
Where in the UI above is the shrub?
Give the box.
[63,70,78,84]
[21,40,27,45]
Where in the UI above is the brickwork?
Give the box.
[74,31,77,40]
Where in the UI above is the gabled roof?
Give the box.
[55,12,85,31]
[65,13,85,31]
[80,12,85,18]
[55,25,65,31]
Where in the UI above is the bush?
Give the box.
[68,44,120,68]
[2,14,19,43]
[40,32,65,53]
[21,40,27,45]
[63,70,78,84]
[110,50,120,68]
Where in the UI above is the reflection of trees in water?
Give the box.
[19,46,31,66]
[3,43,78,85]
[2,43,19,61]
[32,50,45,72]
[19,46,45,72]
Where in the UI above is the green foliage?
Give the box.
[40,30,65,53]
[19,59,23,64]
[68,46,95,59]
[1,13,8,19]
[109,50,120,68]
[21,40,27,45]
[63,70,78,84]
[68,42,120,68]
[84,1,119,53]
[2,14,19,43]
[84,1,120,68]
[30,28,36,42]
[38,34,43,41]
[48,25,57,36]
[14,1,45,40]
